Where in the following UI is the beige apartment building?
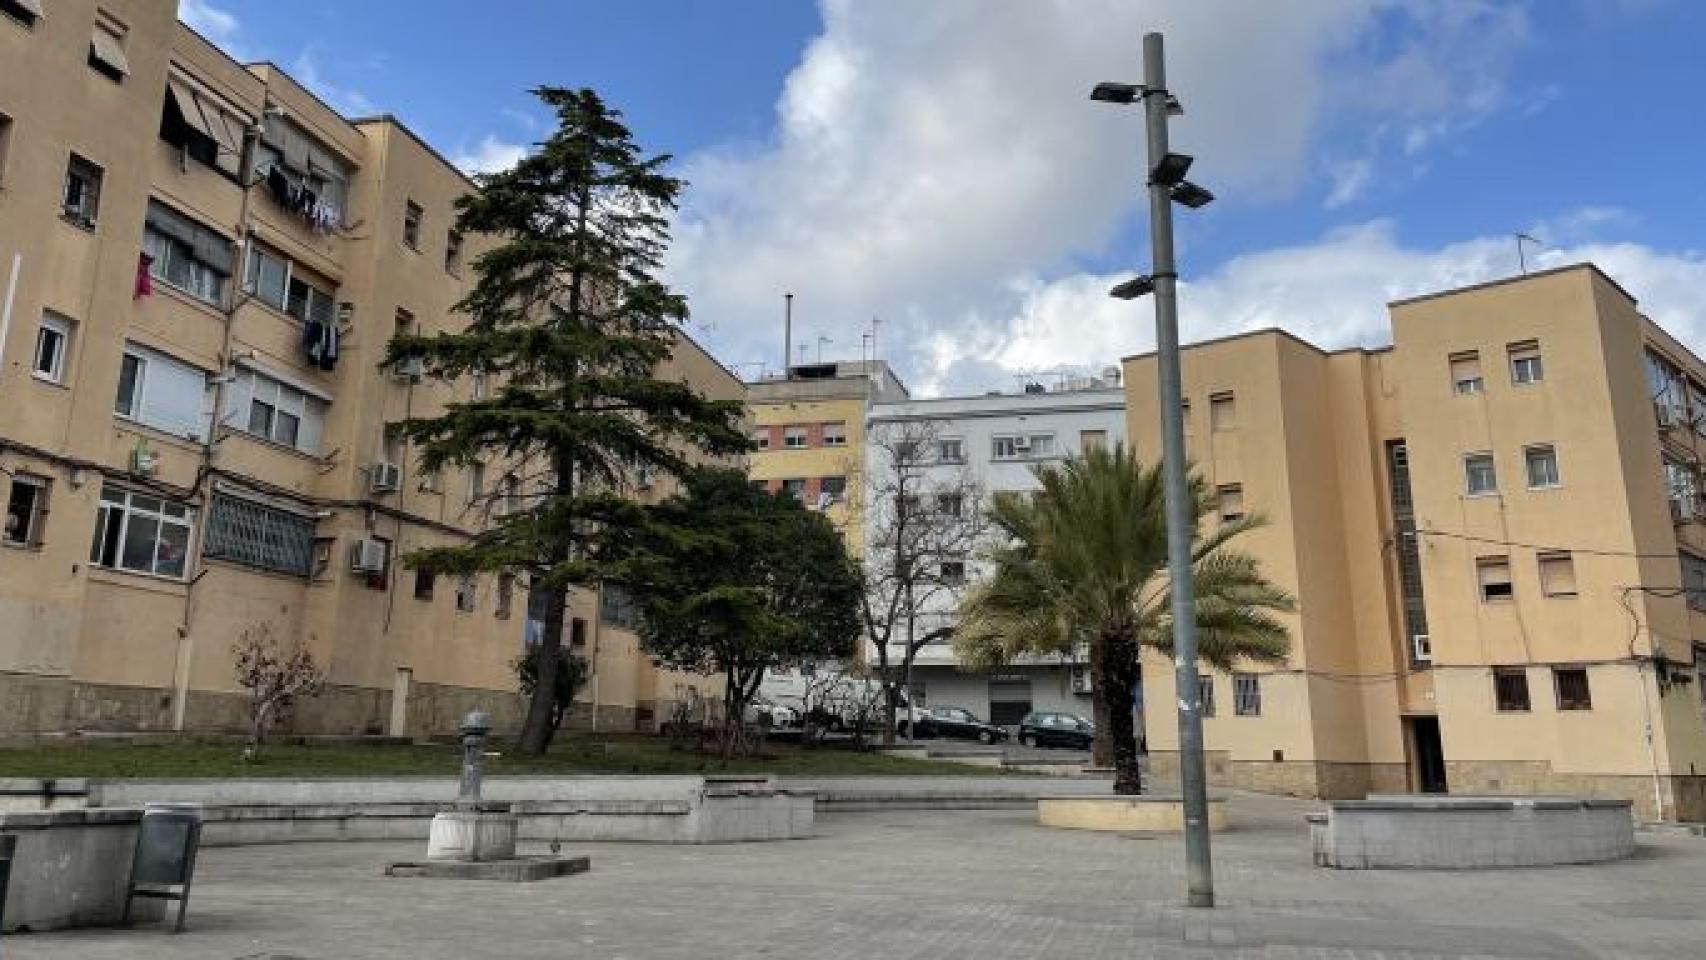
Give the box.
[1125,264,1706,820]
[0,0,737,737]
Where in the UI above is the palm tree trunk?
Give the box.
[1099,628,1142,795]
[1088,635,1113,767]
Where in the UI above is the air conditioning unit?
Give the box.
[128,445,159,478]
[1411,634,1433,663]
[1656,400,1686,430]
[369,462,402,493]
[1011,438,1033,454]
[1071,666,1093,694]
[349,538,388,574]
[392,355,425,381]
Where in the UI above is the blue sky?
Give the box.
[181,0,1706,395]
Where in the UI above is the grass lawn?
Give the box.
[0,733,1001,780]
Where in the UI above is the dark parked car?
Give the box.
[926,707,1009,744]
[1016,711,1094,749]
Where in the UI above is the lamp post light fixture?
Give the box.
[1093,30,1218,910]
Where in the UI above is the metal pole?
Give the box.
[783,293,794,379]
[1142,30,1214,908]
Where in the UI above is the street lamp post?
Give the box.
[1094,30,1217,909]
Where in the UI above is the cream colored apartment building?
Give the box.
[0,0,737,737]
[1125,264,1706,819]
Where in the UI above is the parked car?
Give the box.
[926,706,1009,744]
[1016,711,1094,749]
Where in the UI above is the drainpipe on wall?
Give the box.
[0,253,20,384]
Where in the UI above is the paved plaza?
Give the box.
[9,789,1705,959]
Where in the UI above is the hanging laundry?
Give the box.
[266,167,292,208]
[319,321,339,371]
[135,252,154,299]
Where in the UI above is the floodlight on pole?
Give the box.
[1170,181,1215,209]
[1109,275,1156,300]
[1090,82,1144,104]
[1150,152,1194,186]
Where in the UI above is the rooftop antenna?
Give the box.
[783,293,794,379]
[1515,233,1541,276]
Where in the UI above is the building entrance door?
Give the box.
[1406,715,1447,793]
[988,677,1032,726]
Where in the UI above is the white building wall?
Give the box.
[863,386,1126,725]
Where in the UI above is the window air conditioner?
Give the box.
[369,462,402,493]
[1011,438,1032,454]
[1411,634,1433,663]
[349,538,387,574]
[392,355,425,381]
[128,446,160,478]
[1071,668,1093,694]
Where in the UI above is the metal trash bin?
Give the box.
[124,803,203,933]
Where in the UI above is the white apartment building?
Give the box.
[865,377,1127,727]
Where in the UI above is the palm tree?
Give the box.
[955,444,1292,795]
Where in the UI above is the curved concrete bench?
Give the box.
[1310,795,1634,869]
[1038,795,1228,833]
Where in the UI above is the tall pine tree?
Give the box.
[384,87,747,754]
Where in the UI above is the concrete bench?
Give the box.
[0,807,163,932]
[1309,794,1635,869]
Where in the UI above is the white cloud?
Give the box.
[291,49,375,117]
[1324,156,1375,209]
[178,0,245,59]
[451,135,529,175]
[930,220,1706,393]
[666,0,1537,393]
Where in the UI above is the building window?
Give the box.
[495,573,514,620]
[753,428,770,450]
[1233,673,1261,716]
[160,73,244,178]
[992,433,1054,460]
[143,202,233,305]
[1524,445,1560,489]
[255,112,350,217]
[1079,429,1107,452]
[937,437,965,463]
[243,244,335,326]
[1449,351,1483,395]
[570,617,588,648]
[1538,552,1577,597]
[500,474,522,516]
[1494,668,1531,712]
[402,200,423,250]
[224,369,327,454]
[202,494,316,577]
[1477,556,1513,602]
[114,344,208,441]
[445,230,463,274]
[600,583,642,631]
[1508,341,1543,385]
[468,462,485,504]
[88,16,130,82]
[1683,552,1706,613]
[781,478,806,501]
[90,485,194,579]
[414,569,435,601]
[63,153,103,226]
[821,476,847,501]
[1197,676,1216,717]
[821,421,847,446]
[1,0,43,28]
[1463,452,1497,495]
[1553,667,1592,711]
[1217,484,1244,523]
[1209,392,1237,431]
[0,112,13,186]
[1666,457,1698,516]
[940,560,967,585]
[32,311,72,384]
[3,474,49,547]
[784,426,808,449]
[936,492,963,517]
[455,574,476,613]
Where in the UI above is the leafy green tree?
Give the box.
[955,444,1292,794]
[620,468,862,755]
[383,87,747,754]
[514,647,590,733]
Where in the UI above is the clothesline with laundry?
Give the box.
[264,166,344,235]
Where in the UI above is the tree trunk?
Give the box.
[518,581,566,754]
[881,682,898,747]
[1098,628,1142,795]
[1088,635,1114,766]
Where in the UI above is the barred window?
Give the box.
[1233,673,1261,716]
[601,583,643,631]
[202,494,315,577]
